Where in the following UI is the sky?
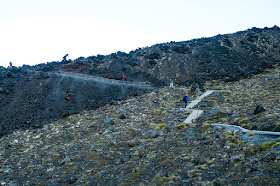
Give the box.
[0,0,279,67]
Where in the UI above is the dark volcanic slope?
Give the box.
[0,26,279,137]
[0,70,150,137]
[66,26,280,86]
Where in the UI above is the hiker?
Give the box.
[123,76,126,85]
[8,61,13,68]
[169,79,174,88]
[195,87,201,99]
[183,93,189,108]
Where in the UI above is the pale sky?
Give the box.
[0,0,279,67]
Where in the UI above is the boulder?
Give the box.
[266,74,280,80]
[109,126,115,132]
[254,105,265,115]
[210,107,228,117]
[103,118,114,125]
[231,111,240,118]
[128,139,137,147]
[148,91,156,97]
[60,156,71,165]
[119,114,126,119]
[230,155,243,163]
[150,130,160,138]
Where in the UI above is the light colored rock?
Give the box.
[103,118,114,125]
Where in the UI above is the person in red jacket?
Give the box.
[123,76,126,85]
[195,87,201,99]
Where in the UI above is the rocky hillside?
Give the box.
[67,25,280,85]
[1,66,280,185]
[0,26,280,137]
[199,64,280,132]
[0,69,151,137]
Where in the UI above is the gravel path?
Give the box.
[54,71,153,89]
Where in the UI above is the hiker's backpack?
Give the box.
[183,96,188,102]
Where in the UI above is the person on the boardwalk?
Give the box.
[122,76,126,85]
[169,79,174,88]
[195,87,201,99]
[183,93,189,108]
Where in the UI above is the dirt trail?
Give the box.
[55,72,153,89]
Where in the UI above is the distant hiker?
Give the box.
[183,93,189,108]
[123,76,126,85]
[195,88,201,99]
[170,79,174,88]
[8,61,13,68]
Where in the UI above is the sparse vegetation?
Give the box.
[0,27,280,185]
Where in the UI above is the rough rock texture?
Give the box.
[72,26,280,86]
[0,82,280,185]
[1,26,280,136]
[199,64,280,132]
[0,70,150,136]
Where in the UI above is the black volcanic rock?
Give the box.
[71,26,280,88]
[0,69,150,137]
[254,105,266,115]
[0,26,280,137]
